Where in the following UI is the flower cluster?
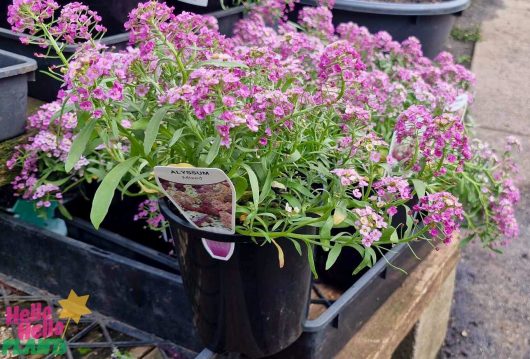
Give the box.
[372,177,412,207]
[392,106,471,175]
[353,206,388,247]
[134,199,167,231]
[49,2,106,44]
[7,102,91,207]
[414,192,464,244]
[7,0,58,35]
[331,168,368,199]
[298,6,335,41]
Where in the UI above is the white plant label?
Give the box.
[154,166,236,261]
[448,93,469,122]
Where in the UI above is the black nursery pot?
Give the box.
[295,0,470,58]
[315,197,418,290]
[160,200,313,358]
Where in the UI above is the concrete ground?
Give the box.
[440,0,530,357]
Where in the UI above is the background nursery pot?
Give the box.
[160,200,313,358]
[297,0,470,58]
[0,49,36,141]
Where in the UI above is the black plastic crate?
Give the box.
[0,209,432,358]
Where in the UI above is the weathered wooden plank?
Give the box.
[336,243,460,359]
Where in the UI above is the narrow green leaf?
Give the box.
[306,243,317,278]
[144,107,169,155]
[289,238,302,256]
[169,128,184,147]
[333,202,347,225]
[242,164,260,208]
[380,227,395,242]
[321,215,334,244]
[412,179,427,198]
[231,176,248,201]
[259,171,273,203]
[65,120,96,172]
[90,157,138,229]
[57,203,73,220]
[286,150,301,163]
[390,230,399,243]
[325,243,342,270]
[205,137,221,166]
[353,249,371,275]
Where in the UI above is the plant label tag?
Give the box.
[448,93,469,122]
[154,165,236,261]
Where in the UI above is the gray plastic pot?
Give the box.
[299,0,470,58]
[0,49,36,141]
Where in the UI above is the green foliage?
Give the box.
[451,26,481,42]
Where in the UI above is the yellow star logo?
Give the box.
[58,290,91,324]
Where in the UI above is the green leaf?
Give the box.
[289,238,302,256]
[231,176,248,201]
[390,230,399,243]
[242,164,260,208]
[325,243,342,270]
[169,128,184,147]
[380,227,395,242]
[65,120,96,172]
[205,137,221,166]
[306,243,317,278]
[144,107,169,155]
[90,157,138,229]
[57,203,73,220]
[282,194,302,211]
[353,249,371,275]
[333,202,347,225]
[286,150,301,163]
[321,215,334,244]
[259,171,273,203]
[412,179,427,198]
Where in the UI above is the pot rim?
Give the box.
[301,0,470,16]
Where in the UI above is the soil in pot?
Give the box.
[160,200,313,358]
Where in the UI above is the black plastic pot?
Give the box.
[297,0,470,58]
[0,49,36,141]
[160,200,313,358]
[0,6,245,101]
[194,239,433,359]
[315,197,419,290]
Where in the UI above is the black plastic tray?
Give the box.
[0,211,203,352]
[0,209,432,358]
[0,6,245,101]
